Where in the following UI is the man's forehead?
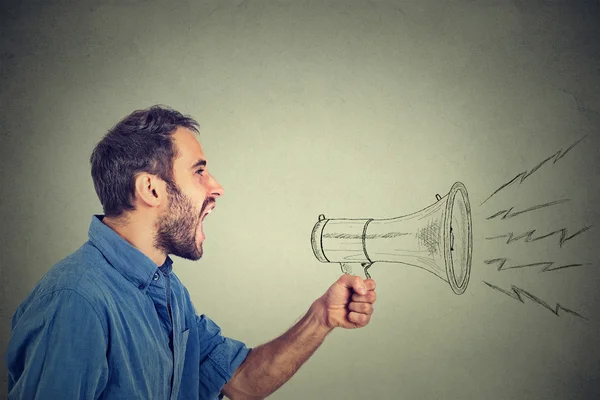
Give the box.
[172,127,205,162]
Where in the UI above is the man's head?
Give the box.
[90,105,224,261]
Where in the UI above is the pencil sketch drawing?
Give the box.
[478,133,593,320]
[483,281,588,320]
[485,225,592,247]
[310,182,473,295]
[486,199,571,220]
[479,135,587,206]
[484,258,590,273]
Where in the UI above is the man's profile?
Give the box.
[6,105,377,399]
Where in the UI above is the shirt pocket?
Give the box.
[172,328,190,400]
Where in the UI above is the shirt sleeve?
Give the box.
[7,289,109,399]
[196,314,251,399]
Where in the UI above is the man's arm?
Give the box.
[7,289,109,399]
[221,274,377,400]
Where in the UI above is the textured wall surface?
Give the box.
[1,1,599,399]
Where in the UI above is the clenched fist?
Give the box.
[311,274,377,330]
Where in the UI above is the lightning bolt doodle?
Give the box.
[483,281,588,320]
[486,199,570,220]
[480,135,587,205]
[485,225,592,247]
[484,258,589,272]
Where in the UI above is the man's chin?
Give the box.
[193,238,204,260]
[195,244,204,260]
[174,251,203,262]
[169,241,203,261]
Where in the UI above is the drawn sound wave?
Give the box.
[480,135,587,205]
[486,226,592,247]
[484,258,589,272]
[486,199,570,220]
[483,281,588,320]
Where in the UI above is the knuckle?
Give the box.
[350,302,373,315]
[355,313,370,326]
[349,312,364,324]
[351,303,373,314]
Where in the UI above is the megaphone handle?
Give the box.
[340,262,373,279]
[340,263,353,275]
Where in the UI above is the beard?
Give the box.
[154,182,214,261]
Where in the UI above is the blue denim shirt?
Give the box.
[7,215,251,399]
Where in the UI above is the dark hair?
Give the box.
[90,105,200,218]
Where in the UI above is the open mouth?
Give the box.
[201,205,215,221]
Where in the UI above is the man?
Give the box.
[6,105,377,399]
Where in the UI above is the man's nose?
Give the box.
[208,173,224,197]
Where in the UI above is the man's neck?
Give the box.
[102,213,167,266]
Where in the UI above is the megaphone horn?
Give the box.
[311,182,473,295]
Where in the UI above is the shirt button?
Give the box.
[153,273,159,281]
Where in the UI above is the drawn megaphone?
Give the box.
[311,182,473,295]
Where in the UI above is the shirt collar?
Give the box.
[88,214,173,291]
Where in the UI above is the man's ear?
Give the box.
[133,173,166,209]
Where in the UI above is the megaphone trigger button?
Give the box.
[361,262,373,279]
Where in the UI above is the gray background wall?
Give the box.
[1,1,599,399]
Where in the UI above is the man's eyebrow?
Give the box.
[190,159,207,170]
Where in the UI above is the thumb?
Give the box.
[337,274,368,295]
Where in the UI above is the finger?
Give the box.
[338,274,368,295]
[364,278,376,291]
[351,290,377,304]
[348,302,374,315]
[348,311,371,327]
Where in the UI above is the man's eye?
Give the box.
[196,169,205,176]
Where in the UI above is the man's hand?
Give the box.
[311,274,377,330]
